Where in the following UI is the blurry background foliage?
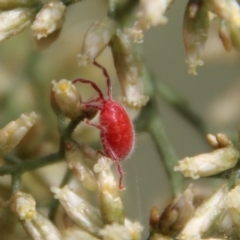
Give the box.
[1,0,240,239]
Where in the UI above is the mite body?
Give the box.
[73,61,135,189]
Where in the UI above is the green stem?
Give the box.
[154,78,207,138]
[108,0,116,19]
[48,169,72,221]
[0,152,63,175]
[136,99,183,196]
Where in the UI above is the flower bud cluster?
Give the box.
[10,192,61,240]
[77,17,149,109]
[0,0,67,43]
[0,112,38,155]
[50,157,143,239]
[174,134,239,179]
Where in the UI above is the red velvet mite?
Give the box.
[73,60,135,190]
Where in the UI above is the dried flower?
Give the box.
[174,145,239,179]
[77,17,116,66]
[110,29,149,108]
[158,185,195,236]
[0,112,38,155]
[94,157,125,224]
[51,79,82,119]
[51,185,104,238]
[0,7,36,42]
[0,0,38,10]
[31,0,66,39]
[65,140,98,191]
[10,192,61,240]
[183,0,209,75]
[177,184,228,240]
[204,0,240,27]
[149,206,160,234]
[218,19,232,52]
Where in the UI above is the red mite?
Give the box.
[73,61,135,190]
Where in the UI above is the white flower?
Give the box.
[31,0,66,39]
[77,17,116,66]
[10,192,61,240]
[0,112,38,155]
[51,79,82,119]
[0,7,35,42]
[51,185,104,238]
[177,184,228,240]
[174,146,239,179]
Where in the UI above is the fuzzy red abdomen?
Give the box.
[100,101,134,161]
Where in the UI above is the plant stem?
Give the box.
[136,98,183,196]
[11,173,21,194]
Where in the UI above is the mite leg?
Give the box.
[116,160,125,190]
[85,119,104,130]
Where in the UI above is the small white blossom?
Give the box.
[94,157,125,224]
[77,17,116,66]
[10,192,61,240]
[174,146,239,179]
[0,7,35,42]
[177,184,228,240]
[0,112,38,155]
[51,79,82,119]
[125,219,143,240]
[51,185,104,238]
[31,0,66,39]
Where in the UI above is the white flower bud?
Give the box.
[77,17,116,66]
[0,0,38,10]
[174,146,239,179]
[51,185,104,238]
[10,192,61,240]
[0,7,35,42]
[65,140,98,191]
[111,29,149,108]
[0,112,38,155]
[204,0,240,27]
[177,184,228,240]
[31,0,66,39]
[94,157,125,224]
[51,79,82,119]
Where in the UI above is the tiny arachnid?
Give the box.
[73,60,135,190]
